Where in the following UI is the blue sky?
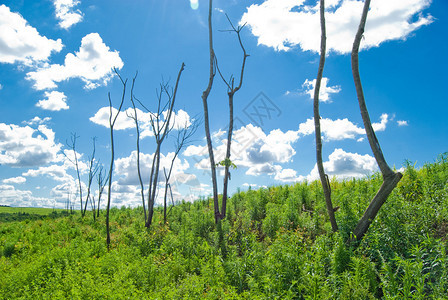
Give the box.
[0,0,446,208]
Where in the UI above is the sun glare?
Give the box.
[190,0,199,10]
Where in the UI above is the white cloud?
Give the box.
[308,148,378,180]
[26,33,124,90]
[372,113,389,131]
[114,150,190,187]
[36,91,69,111]
[23,164,74,183]
[299,117,364,140]
[89,106,136,130]
[274,168,305,183]
[0,123,62,167]
[111,150,196,205]
[2,176,26,184]
[22,116,52,126]
[298,114,389,141]
[0,4,63,65]
[185,123,301,179]
[53,0,83,29]
[162,109,192,130]
[0,83,3,90]
[241,0,433,53]
[0,184,57,208]
[190,0,199,10]
[302,77,341,102]
[90,106,191,139]
[397,120,409,126]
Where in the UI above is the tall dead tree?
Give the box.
[144,63,185,228]
[83,137,99,217]
[201,0,220,223]
[127,73,146,222]
[106,69,127,250]
[313,0,338,232]
[65,133,83,214]
[162,119,198,223]
[350,0,402,242]
[96,165,108,218]
[201,0,249,223]
[216,14,249,220]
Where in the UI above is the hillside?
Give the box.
[1,154,447,299]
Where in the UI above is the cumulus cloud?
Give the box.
[0,4,63,65]
[397,120,409,126]
[36,91,69,111]
[114,150,190,187]
[0,184,56,207]
[23,164,74,183]
[241,0,433,53]
[298,114,389,141]
[90,106,192,138]
[308,148,378,180]
[26,33,123,90]
[274,168,305,183]
[372,113,389,131]
[22,116,52,126]
[53,0,83,29]
[110,150,197,205]
[2,176,26,184]
[303,77,341,102]
[185,124,300,179]
[0,123,62,167]
[89,107,136,130]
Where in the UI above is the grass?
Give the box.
[0,153,447,299]
[0,207,64,215]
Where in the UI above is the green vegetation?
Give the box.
[0,207,71,223]
[1,154,447,299]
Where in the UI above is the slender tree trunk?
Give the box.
[105,72,126,249]
[202,0,220,223]
[313,0,338,232]
[350,0,402,242]
[106,122,114,249]
[222,93,234,219]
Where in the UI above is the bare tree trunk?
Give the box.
[350,0,402,242]
[201,0,220,223]
[221,92,234,220]
[83,138,99,216]
[313,0,338,232]
[162,121,198,223]
[96,166,107,218]
[128,73,147,222]
[145,63,185,228]
[66,133,83,215]
[106,70,127,250]
[218,16,249,221]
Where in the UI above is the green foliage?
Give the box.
[0,153,447,299]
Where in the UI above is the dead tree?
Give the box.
[143,63,186,228]
[126,72,146,221]
[96,165,108,218]
[216,14,249,220]
[201,0,220,223]
[83,137,99,217]
[65,133,83,214]
[313,0,338,232]
[162,119,199,223]
[106,69,127,250]
[350,0,402,242]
